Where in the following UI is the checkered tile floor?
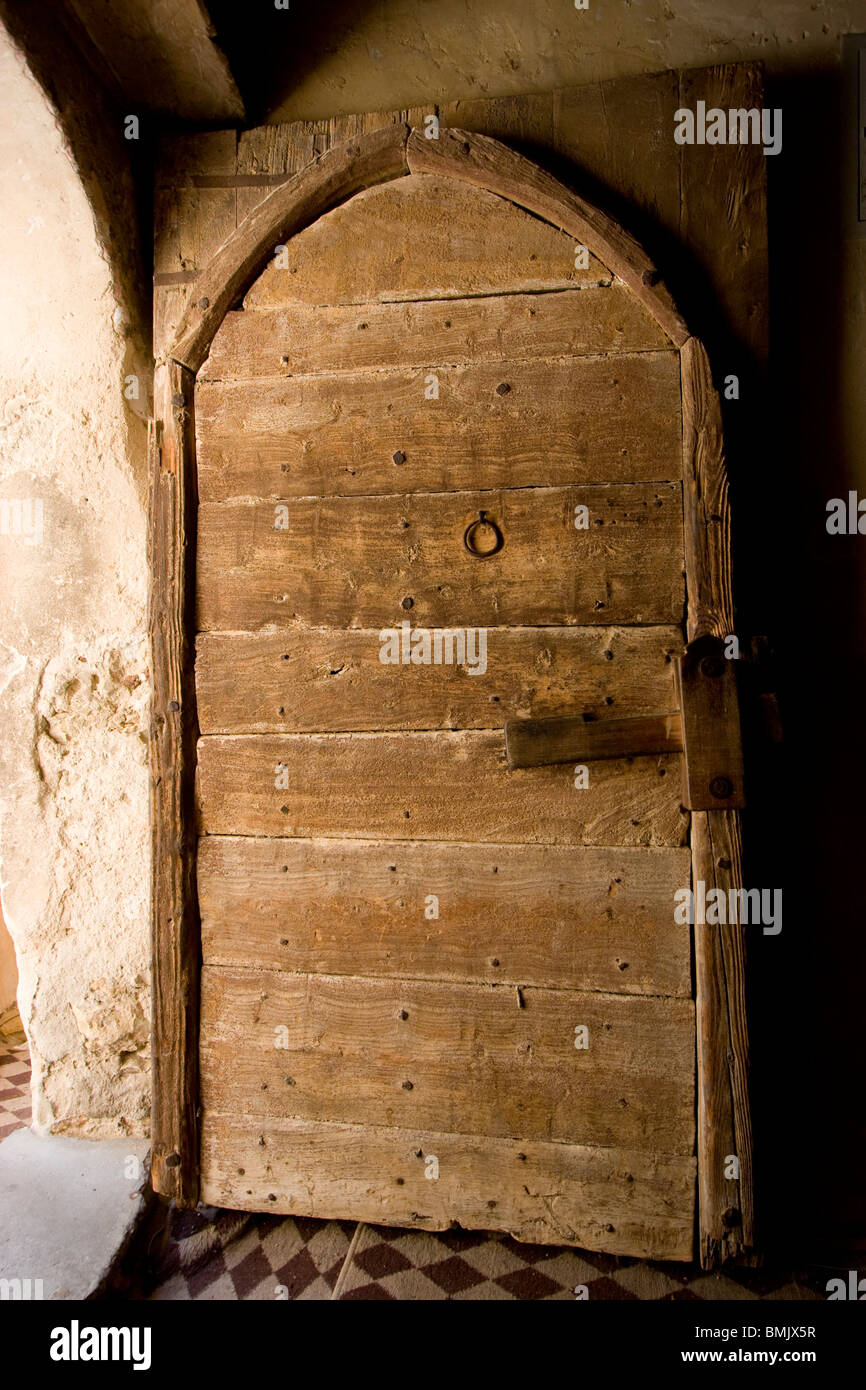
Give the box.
[146,1205,831,1301]
[0,1039,31,1142]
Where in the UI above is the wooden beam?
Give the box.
[505,713,682,770]
[148,362,200,1205]
[675,640,746,811]
[681,335,754,1266]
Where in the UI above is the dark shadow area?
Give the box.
[509,73,866,1267]
[207,0,383,128]
[754,66,866,1266]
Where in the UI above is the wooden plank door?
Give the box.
[150,124,752,1267]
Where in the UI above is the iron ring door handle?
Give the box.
[463,510,504,558]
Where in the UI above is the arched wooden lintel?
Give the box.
[150,123,753,1270]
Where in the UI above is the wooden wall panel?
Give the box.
[196,733,688,847]
[195,624,681,734]
[235,105,429,221]
[153,131,238,361]
[200,1114,696,1261]
[196,483,685,631]
[243,173,611,309]
[199,837,692,997]
[195,353,682,502]
[199,969,696,1152]
[202,285,670,382]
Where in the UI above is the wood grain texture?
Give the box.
[200,1113,696,1260]
[149,81,768,1264]
[679,64,769,363]
[675,641,745,810]
[681,338,734,642]
[552,72,682,246]
[153,131,238,360]
[242,172,611,309]
[203,285,670,382]
[199,837,692,997]
[196,483,685,632]
[691,811,753,1265]
[681,335,753,1266]
[195,353,683,502]
[506,713,682,770]
[195,624,682,735]
[196,733,688,848]
[406,127,688,347]
[170,124,412,372]
[199,969,696,1152]
[148,362,200,1205]
[236,106,430,221]
[440,92,555,150]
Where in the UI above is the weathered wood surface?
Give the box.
[679,65,769,363]
[203,286,670,382]
[199,838,692,997]
[681,336,753,1266]
[243,172,611,309]
[195,624,682,735]
[675,640,745,810]
[153,131,239,362]
[195,353,683,502]
[549,72,683,249]
[439,64,769,367]
[199,1113,696,1260]
[150,72,769,1265]
[235,106,430,221]
[148,361,200,1205]
[407,128,688,347]
[196,483,684,632]
[681,337,733,646]
[506,712,682,770]
[197,733,688,847]
[170,124,412,372]
[200,969,696,1152]
[690,811,753,1266]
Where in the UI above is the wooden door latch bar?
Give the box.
[504,636,745,810]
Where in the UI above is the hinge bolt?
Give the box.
[709,776,734,799]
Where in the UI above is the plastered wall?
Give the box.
[0,28,150,1136]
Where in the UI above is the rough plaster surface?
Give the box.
[0,29,149,1136]
[268,0,866,122]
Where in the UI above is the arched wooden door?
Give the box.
[150,125,752,1268]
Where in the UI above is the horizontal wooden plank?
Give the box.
[196,733,688,847]
[199,969,696,1152]
[195,625,682,734]
[202,286,671,382]
[243,173,612,310]
[196,484,685,631]
[505,712,682,770]
[199,838,692,997]
[195,353,683,502]
[199,1113,696,1260]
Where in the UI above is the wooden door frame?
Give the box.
[148,122,752,1268]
